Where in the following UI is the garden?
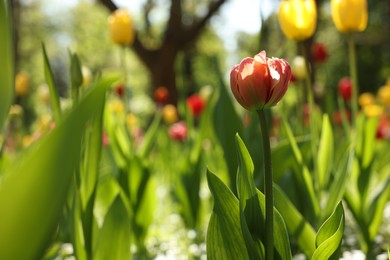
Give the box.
[0,0,390,259]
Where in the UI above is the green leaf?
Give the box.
[0,76,116,260]
[212,57,243,194]
[282,118,320,220]
[70,51,83,102]
[312,202,345,260]
[206,170,249,260]
[274,185,316,258]
[42,43,62,122]
[368,180,390,241]
[93,196,131,260]
[0,0,14,130]
[137,112,162,158]
[316,114,333,190]
[323,147,354,220]
[235,134,264,258]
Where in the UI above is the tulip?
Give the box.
[331,0,368,33]
[108,9,135,45]
[378,85,390,106]
[363,104,383,117]
[154,86,169,104]
[230,50,291,111]
[186,94,206,117]
[311,42,328,63]
[162,104,179,124]
[358,92,375,107]
[168,121,187,141]
[15,72,30,97]
[291,56,308,80]
[114,83,125,97]
[278,0,317,41]
[338,77,353,101]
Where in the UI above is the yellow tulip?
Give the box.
[15,72,30,96]
[162,104,179,125]
[331,0,368,33]
[108,9,135,45]
[378,85,390,106]
[358,92,375,107]
[278,0,317,41]
[363,104,383,117]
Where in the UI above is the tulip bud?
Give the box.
[15,72,30,97]
[162,104,179,124]
[338,77,353,101]
[169,121,187,142]
[331,0,368,33]
[154,86,169,104]
[186,94,206,117]
[230,51,291,111]
[278,0,317,41]
[311,42,328,63]
[291,56,308,80]
[108,9,135,45]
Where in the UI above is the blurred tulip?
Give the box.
[363,104,383,117]
[376,116,390,139]
[108,99,125,114]
[311,42,328,63]
[108,9,135,45]
[15,72,30,97]
[331,0,368,33]
[154,86,169,104]
[126,113,138,129]
[81,66,92,87]
[162,104,179,124]
[358,92,376,107]
[332,109,351,125]
[338,77,353,101]
[8,104,23,118]
[168,121,187,141]
[291,56,307,80]
[115,83,125,98]
[37,84,50,104]
[378,85,390,106]
[230,51,291,110]
[186,94,206,117]
[278,0,317,41]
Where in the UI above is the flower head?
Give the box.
[278,0,317,41]
[311,42,328,63]
[154,86,169,104]
[162,104,179,124]
[331,0,368,33]
[15,72,30,97]
[230,51,291,111]
[108,9,135,45]
[168,121,187,142]
[186,94,206,117]
[338,77,353,101]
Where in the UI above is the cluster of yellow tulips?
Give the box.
[278,0,368,41]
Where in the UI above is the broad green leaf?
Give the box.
[361,116,379,168]
[70,51,83,102]
[282,118,320,220]
[274,185,316,258]
[0,0,14,130]
[72,192,88,260]
[137,112,162,158]
[93,196,131,260]
[368,180,390,241]
[42,43,62,122]
[206,170,249,259]
[256,190,293,260]
[316,114,333,190]
[312,202,344,260]
[323,147,354,220]
[212,57,243,194]
[235,134,263,258]
[0,76,116,260]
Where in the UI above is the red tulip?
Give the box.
[168,121,187,141]
[230,50,291,110]
[312,42,328,63]
[115,83,125,97]
[338,77,353,101]
[186,94,206,117]
[376,116,390,139]
[154,86,169,104]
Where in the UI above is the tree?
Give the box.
[98,0,227,104]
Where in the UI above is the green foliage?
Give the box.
[0,74,115,260]
[0,0,14,130]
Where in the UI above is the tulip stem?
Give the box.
[257,109,274,260]
[347,33,359,128]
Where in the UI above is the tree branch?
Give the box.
[97,0,117,12]
[182,0,227,44]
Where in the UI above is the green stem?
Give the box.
[257,109,274,260]
[347,33,359,128]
